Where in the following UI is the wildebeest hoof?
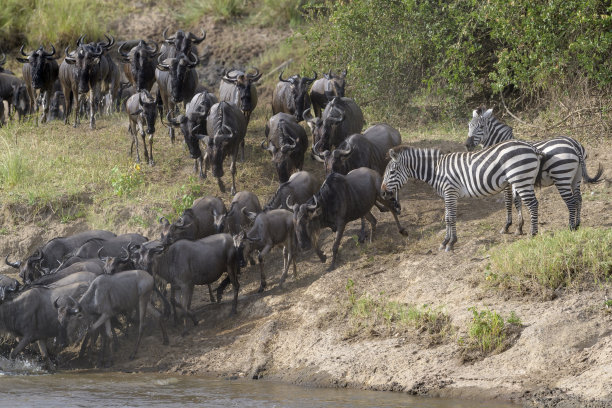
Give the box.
[200,173,207,180]
[399,228,408,236]
[257,285,266,293]
[231,187,236,195]
[149,160,155,166]
[129,353,136,361]
[326,264,336,272]
[319,254,327,263]
[162,339,169,346]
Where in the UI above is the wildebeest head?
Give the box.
[118,40,159,91]
[269,119,299,182]
[99,246,133,275]
[288,195,322,251]
[308,98,345,155]
[465,106,492,151]
[157,52,199,103]
[162,28,206,56]
[130,240,165,272]
[16,44,59,89]
[5,250,45,284]
[324,69,347,100]
[159,212,196,247]
[65,44,103,94]
[0,51,11,74]
[278,70,317,122]
[322,143,353,176]
[213,207,227,233]
[54,295,84,331]
[222,69,261,115]
[0,274,20,302]
[11,84,29,116]
[138,90,157,134]
[231,230,248,268]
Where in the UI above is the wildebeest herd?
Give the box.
[0,28,604,370]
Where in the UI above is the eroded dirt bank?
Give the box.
[1,140,611,408]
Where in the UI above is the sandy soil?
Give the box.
[1,9,611,408]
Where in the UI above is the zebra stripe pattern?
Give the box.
[466,107,603,231]
[381,140,543,251]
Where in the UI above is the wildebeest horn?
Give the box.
[336,144,352,157]
[19,45,29,57]
[64,46,76,62]
[286,195,296,208]
[260,140,268,150]
[68,296,79,311]
[53,297,60,309]
[162,27,174,42]
[311,144,325,162]
[328,107,345,123]
[158,216,170,226]
[157,54,169,67]
[187,28,206,43]
[186,52,199,68]
[302,107,313,122]
[118,42,130,59]
[307,196,318,210]
[76,35,85,47]
[97,247,105,260]
[146,40,159,55]
[304,71,317,82]
[247,68,261,82]
[120,246,130,261]
[278,70,290,83]
[5,254,21,269]
[175,216,185,227]
[0,52,5,65]
[31,249,43,262]
[101,34,114,50]
[43,44,56,58]
[223,69,238,82]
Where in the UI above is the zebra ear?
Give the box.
[472,109,479,118]
[483,108,493,118]
[388,148,398,161]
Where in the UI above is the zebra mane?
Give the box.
[390,145,441,158]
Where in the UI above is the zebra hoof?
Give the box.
[445,245,454,252]
[514,229,524,236]
[499,228,510,234]
[439,243,446,251]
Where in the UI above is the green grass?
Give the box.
[487,228,612,297]
[345,279,452,341]
[459,307,522,357]
[180,0,246,24]
[0,126,31,186]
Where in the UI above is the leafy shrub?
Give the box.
[488,228,612,297]
[110,164,144,197]
[168,176,204,220]
[460,307,522,357]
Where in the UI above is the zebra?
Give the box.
[466,107,603,232]
[380,140,544,251]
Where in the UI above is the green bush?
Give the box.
[461,307,521,355]
[110,165,144,197]
[488,228,612,296]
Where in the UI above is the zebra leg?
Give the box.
[515,187,539,236]
[500,185,513,234]
[441,194,458,252]
[513,191,524,235]
[574,180,583,229]
[555,184,577,230]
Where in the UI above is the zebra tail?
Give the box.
[581,153,604,184]
[534,147,546,187]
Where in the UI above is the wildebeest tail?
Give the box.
[153,284,171,318]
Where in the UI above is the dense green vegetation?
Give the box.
[487,228,612,297]
[302,0,612,115]
[459,307,522,356]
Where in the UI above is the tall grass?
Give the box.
[488,228,612,296]
[0,129,29,187]
[249,0,306,28]
[459,307,522,358]
[180,0,246,25]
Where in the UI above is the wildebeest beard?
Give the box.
[171,63,186,102]
[31,57,46,89]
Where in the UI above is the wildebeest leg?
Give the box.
[146,302,169,345]
[170,285,179,326]
[10,335,33,360]
[376,197,408,236]
[140,129,150,165]
[73,90,80,128]
[329,223,347,271]
[103,319,114,367]
[207,284,216,303]
[196,157,203,178]
[230,150,239,195]
[257,244,272,292]
[365,212,377,244]
[37,340,55,371]
[148,134,155,166]
[129,123,136,158]
[129,292,151,360]
[89,88,97,129]
[181,284,198,334]
[358,217,367,244]
[228,258,240,315]
[78,332,92,359]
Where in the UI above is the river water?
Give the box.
[0,358,517,408]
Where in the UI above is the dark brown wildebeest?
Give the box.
[271,71,317,122]
[263,113,309,183]
[126,90,157,165]
[309,69,347,117]
[118,40,159,92]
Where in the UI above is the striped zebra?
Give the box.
[380,140,543,251]
[466,107,603,232]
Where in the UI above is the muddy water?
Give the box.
[0,360,517,408]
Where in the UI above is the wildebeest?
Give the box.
[155,52,199,142]
[16,44,60,123]
[263,113,309,183]
[289,167,407,270]
[60,35,116,128]
[0,51,14,75]
[271,71,317,122]
[322,124,402,176]
[235,209,297,292]
[70,233,148,260]
[48,90,65,121]
[56,270,169,366]
[126,90,157,165]
[0,72,26,122]
[159,196,226,247]
[264,170,320,211]
[118,40,159,91]
[307,96,364,158]
[309,69,347,117]
[5,229,116,284]
[214,191,262,236]
[202,101,248,194]
[134,234,240,334]
[163,90,218,177]
[27,259,105,288]
[219,68,261,135]
[11,83,30,121]
[0,281,90,369]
